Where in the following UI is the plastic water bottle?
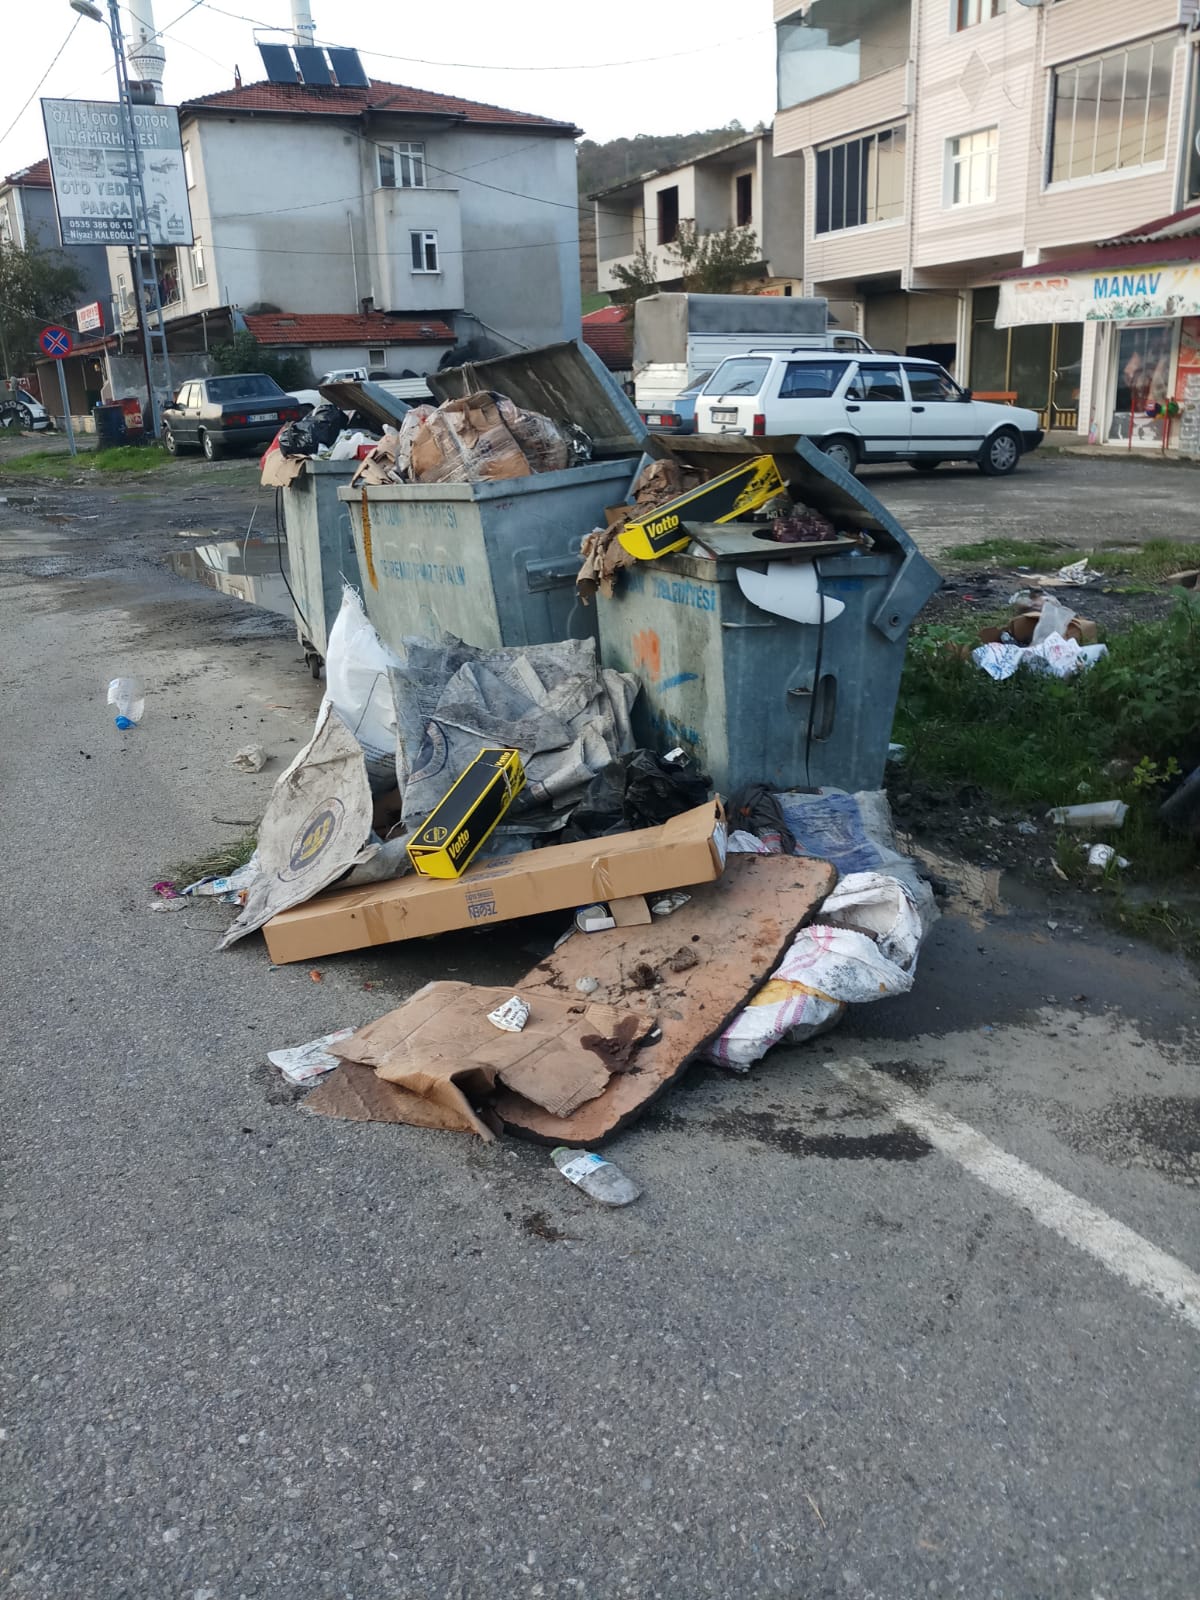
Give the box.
[552,1147,640,1206]
[107,676,145,730]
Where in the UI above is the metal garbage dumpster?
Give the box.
[279,459,362,673]
[595,436,941,794]
[276,382,412,672]
[338,341,647,651]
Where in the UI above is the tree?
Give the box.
[210,330,311,390]
[609,240,661,320]
[609,220,763,320]
[0,242,84,377]
[672,221,761,295]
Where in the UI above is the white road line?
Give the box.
[831,1058,1200,1335]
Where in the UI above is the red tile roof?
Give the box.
[580,305,632,370]
[3,158,51,188]
[243,312,456,347]
[999,205,1200,279]
[182,78,576,133]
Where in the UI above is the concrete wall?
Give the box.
[303,342,448,377]
[372,183,464,314]
[761,139,805,278]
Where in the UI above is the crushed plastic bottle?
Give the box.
[552,1147,640,1207]
[107,676,145,730]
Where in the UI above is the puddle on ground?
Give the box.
[912,842,1005,930]
[167,538,294,619]
[666,1108,931,1162]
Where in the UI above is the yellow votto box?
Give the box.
[618,455,786,561]
[407,748,526,879]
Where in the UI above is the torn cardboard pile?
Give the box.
[308,853,837,1143]
[308,982,652,1137]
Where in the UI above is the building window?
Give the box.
[815,125,906,234]
[657,185,679,245]
[368,346,386,367]
[735,172,753,227]
[957,0,1005,29]
[777,4,911,112]
[948,127,997,206]
[189,239,207,288]
[378,141,427,189]
[0,199,12,244]
[1051,38,1174,183]
[183,142,194,189]
[410,230,439,272]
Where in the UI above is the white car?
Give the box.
[0,387,53,432]
[696,352,1043,476]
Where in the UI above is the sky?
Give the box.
[0,0,777,177]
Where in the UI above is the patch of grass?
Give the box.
[894,596,1200,890]
[942,536,1070,566]
[1099,894,1200,962]
[0,443,169,477]
[165,830,257,887]
[941,534,1200,581]
[1086,539,1200,582]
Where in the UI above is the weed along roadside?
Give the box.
[892,564,1200,955]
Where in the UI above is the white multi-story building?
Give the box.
[773,0,1200,445]
[591,131,808,299]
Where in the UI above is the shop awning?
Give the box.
[995,205,1200,329]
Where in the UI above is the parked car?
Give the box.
[318,366,367,384]
[640,370,714,435]
[0,386,53,432]
[696,352,1043,475]
[162,374,309,460]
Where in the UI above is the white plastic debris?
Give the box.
[972,632,1108,682]
[575,977,600,995]
[487,996,530,1033]
[1047,800,1128,830]
[232,743,267,773]
[649,891,691,916]
[182,855,260,903]
[1087,843,1130,873]
[575,904,616,933]
[267,1028,356,1086]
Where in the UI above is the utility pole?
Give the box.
[71,0,175,435]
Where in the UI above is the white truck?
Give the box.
[633,292,871,426]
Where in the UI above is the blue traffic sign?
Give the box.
[39,325,73,359]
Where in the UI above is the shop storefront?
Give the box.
[994,229,1200,455]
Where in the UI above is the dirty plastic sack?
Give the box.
[325,587,404,791]
[390,636,638,835]
[220,701,374,947]
[622,750,711,829]
[707,922,914,1070]
[279,403,347,458]
[780,787,934,921]
[818,870,924,971]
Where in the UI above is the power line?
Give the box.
[0,16,81,156]
[196,0,771,74]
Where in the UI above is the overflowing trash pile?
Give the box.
[155,346,947,1173]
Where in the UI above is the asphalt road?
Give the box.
[2,451,1198,1598]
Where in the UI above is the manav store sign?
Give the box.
[40,98,193,248]
[997,264,1200,329]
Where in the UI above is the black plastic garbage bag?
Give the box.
[279,402,347,458]
[621,749,711,829]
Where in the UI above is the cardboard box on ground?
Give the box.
[264,801,728,963]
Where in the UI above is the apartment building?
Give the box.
[773,0,1200,445]
[592,131,807,298]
